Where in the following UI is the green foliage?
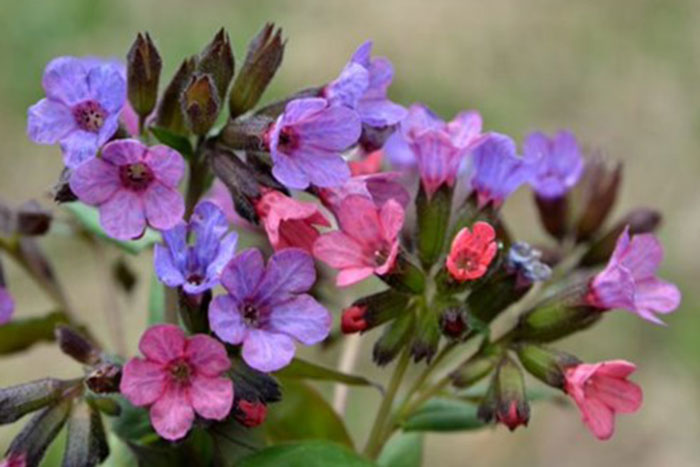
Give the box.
[0,311,67,355]
[238,440,374,467]
[276,358,382,392]
[402,398,486,432]
[149,126,194,159]
[377,433,423,467]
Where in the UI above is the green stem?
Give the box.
[184,137,209,219]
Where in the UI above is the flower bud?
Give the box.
[181,73,220,136]
[55,325,100,365]
[534,194,569,241]
[344,289,411,335]
[229,23,285,118]
[0,201,52,237]
[515,296,602,343]
[197,28,235,102]
[574,157,622,241]
[410,306,441,363]
[515,343,580,388]
[373,311,415,366]
[209,148,264,223]
[450,353,499,388]
[126,32,162,119]
[52,169,78,204]
[85,363,122,394]
[439,305,468,339]
[467,270,529,325]
[341,306,367,334]
[0,378,77,424]
[379,251,426,294]
[63,399,110,467]
[235,399,267,427]
[415,183,452,269]
[479,357,529,431]
[154,56,196,135]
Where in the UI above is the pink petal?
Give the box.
[620,233,663,280]
[282,98,328,125]
[120,358,166,406]
[101,139,146,165]
[595,360,637,378]
[336,195,382,244]
[146,145,186,187]
[337,267,375,287]
[295,103,362,151]
[98,189,146,240]
[268,294,331,345]
[379,199,405,242]
[69,158,121,205]
[578,396,616,440]
[190,374,234,420]
[447,110,483,149]
[139,324,186,364]
[143,182,185,231]
[313,231,368,269]
[635,278,681,317]
[185,335,231,377]
[149,385,194,441]
[209,294,248,345]
[589,375,642,414]
[242,330,295,373]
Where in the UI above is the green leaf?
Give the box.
[209,417,266,467]
[148,272,165,325]
[65,203,160,255]
[238,440,374,467]
[378,432,423,467]
[402,398,487,432]
[266,379,353,449]
[149,126,194,158]
[0,311,67,355]
[276,358,383,392]
[0,378,76,423]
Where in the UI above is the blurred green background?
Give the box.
[1,0,699,465]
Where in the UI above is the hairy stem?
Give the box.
[332,333,362,415]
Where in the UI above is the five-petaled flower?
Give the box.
[313,195,405,287]
[209,248,331,372]
[446,221,498,282]
[523,130,584,199]
[154,201,238,294]
[324,40,406,128]
[587,227,681,324]
[254,188,330,253]
[120,324,234,441]
[27,57,126,168]
[0,286,14,326]
[266,97,361,190]
[70,139,185,240]
[564,360,643,440]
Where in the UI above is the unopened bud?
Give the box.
[479,357,529,431]
[440,306,468,339]
[0,201,52,236]
[410,306,441,363]
[341,306,367,334]
[0,378,77,424]
[63,399,109,466]
[52,169,78,204]
[534,194,569,241]
[85,363,121,394]
[373,311,415,366]
[344,290,411,334]
[154,57,196,135]
[55,326,100,365]
[450,353,499,388]
[515,343,580,388]
[127,32,162,118]
[467,271,529,325]
[415,183,452,269]
[181,73,220,135]
[209,148,263,223]
[235,399,267,427]
[574,157,622,241]
[197,28,235,102]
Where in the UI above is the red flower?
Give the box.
[341,306,368,333]
[236,400,268,427]
[446,221,497,281]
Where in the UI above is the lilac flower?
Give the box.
[27,57,126,168]
[317,172,410,214]
[324,41,406,127]
[209,248,332,372]
[0,286,14,326]
[154,201,238,294]
[70,139,185,240]
[587,227,681,324]
[523,130,584,199]
[266,98,361,190]
[470,133,533,208]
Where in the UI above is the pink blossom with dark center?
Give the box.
[564,360,643,440]
[69,139,185,240]
[120,324,234,441]
[266,98,361,190]
[313,195,405,287]
[209,248,331,372]
[587,227,681,324]
[27,57,126,168]
[523,130,584,199]
[0,286,14,326]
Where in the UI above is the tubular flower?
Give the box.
[524,130,584,199]
[154,201,238,294]
[587,227,681,324]
[120,324,234,441]
[340,306,369,334]
[564,360,643,440]
[69,139,185,240]
[209,248,332,372]
[313,195,405,287]
[317,172,410,214]
[27,57,126,168]
[446,221,497,281]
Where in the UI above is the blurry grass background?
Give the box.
[1,0,699,465]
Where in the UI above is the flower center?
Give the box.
[455,251,478,272]
[72,100,107,133]
[168,358,193,384]
[187,273,205,286]
[242,302,260,327]
[278,127,299,151]
[373,247,389,267]
[119,163,155,191]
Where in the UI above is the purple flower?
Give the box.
[266,98,361,190]
[317,172,410,214]
[523,130,584,199]
[587,227,681,324]
[69,139,185,240]
[324,41,406,128]
[470,133,533,208]
[27,57,126,168]
[154,201,238,294]
[0,286,14,326]
[209,248,332,372]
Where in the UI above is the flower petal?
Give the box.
[153,243,185,288]
[589,375,642,414]
[190,374,234,420]
[99,189,146,240]
[634,278,681,321]
[293,150,352,188]
[620,234,663,280]
[268,294,331,345]
[337,267,375,287]
[336,195,382,244]
[120,358,166,406]
[379,199,405,242]
[357,98,407,128]
[42,57,90,106]
[242,330,295,373]
[205,232,239,283]
[577,395,615,441]
[0,287,15,326]
[143,183,185,231]
[149,385,194,441]
[59,130,99,169]
[101,139,146,165]
[281,98,328,125]
[209,295,247,345]
[220,249,265,301]
[69,157,120,205]
[271,152,311,190]
[326,62,369,108]
[295,104,362,151]
[185,334,231,376]
[313,232,368,269]
[161,222,188,272]
[26,99,75,144]
[87,63,126,114]
[191,201,229,267]
[255,249,316,306]
[139,324,186,364]
[145,145,186,187]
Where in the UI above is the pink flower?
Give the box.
[587,227,681,324]
[70,139,185,240]
[318,172,410,214]
[446,221,497,281]
[120,324,234,441]
[254,189,330,253]
[235,399,268,427]
[313,195,405,287]
[349,149,383,175]
[564,360,643,440]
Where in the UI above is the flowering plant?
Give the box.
[0,25,680,467]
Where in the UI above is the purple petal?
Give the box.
[591,264,636,311]
[96,114,120,147]
[209,294,248,345]
[0,287,14,325]
[69,157,120,204]
[293,150,352,188]
[120,358,166,406]
[185,334,231,376]
[447,111,483,149]
[471,133,532,206]
[150,385,194,441]
[101,139,146,165]
[634,278,681,320]
[191,201,229,267]
[364,173,411,207]
[220,249,265,301]
[350,40,373,67]
[271,152,311,190]
[326,62,369,108]
[412,129,462,196]
[281,98,328,125]
[26,99,75,144]
[154,243,185,288]
[358,99,406,127]
[190,374,233,420]
[205,232,239,284]
[87,63,126,114]
[383,131,416,167]
[295,104,362,151]
[143,183,185,231]
[99,189,147,240]
[145,145,186,187]
[364,57,393,99]
[254,249,316,306]
[620,234,663,281]
[41,57,90,106]
[161,223,188,272]
[242,330,296,372]
[60,130,99,169]
[268,294,331,345]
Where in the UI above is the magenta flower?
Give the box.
[0,287,13,326]
[587,227,681,324]
[470,133,533,208]
[564,360,643,440]
[209,248,331,372]
[120,324,234,441]
[313,195,405,287]
[324,41,406,128]
[69,139,185,240]
[523,130,584,199]
[0,453,25,467]
[27,57,126,169]
[154,201,238,295]
[266,97,361,190]
[318,172,410,214]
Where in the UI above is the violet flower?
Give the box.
[27,57,126,168]
[0,286,14,326]
[69,139,185,240]
[317,172,410,214]
[266,97,361,190]
[587,227,681,324]
[209,248,331,372]
[523,130,584,199]
[154,201,238,294]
